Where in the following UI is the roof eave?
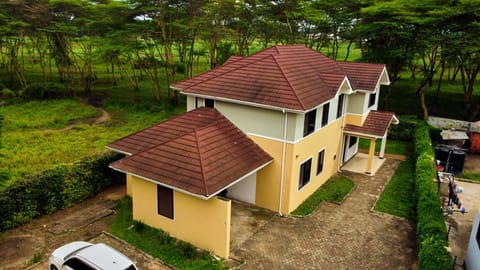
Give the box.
[105,145,132,156]
[179,91,305,113]
[109,159,273,200]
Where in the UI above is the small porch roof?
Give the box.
[343,110,399,138]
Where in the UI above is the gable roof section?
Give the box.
[344,111,399,138]
[109,108,273,199]
[172,45,387,111]
[337,62,389,91]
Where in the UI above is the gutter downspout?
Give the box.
[278,109,288,216]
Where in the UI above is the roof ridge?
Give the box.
[271,54,306,110]
[194,128,209,196]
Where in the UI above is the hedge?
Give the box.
[414,121,452,269]
[0,151,124,231]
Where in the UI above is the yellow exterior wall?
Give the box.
[345,113,366,126]
[249,135,288,212]
[126,174,133,196]
[130,176,231,258]
[283,119,343,214]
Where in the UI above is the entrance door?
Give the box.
[343,135,358,162]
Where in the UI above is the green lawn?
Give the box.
[109,197,226,270]
[374,158,416,220]
[0,99,180,187]
[291,176,355,216]
[460,172,480,182]
[358,138,411,156]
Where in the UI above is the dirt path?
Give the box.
[92,107,111,125]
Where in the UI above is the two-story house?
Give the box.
[107,45,398,258]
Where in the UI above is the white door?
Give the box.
[344,135,358,162]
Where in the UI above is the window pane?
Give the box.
[317,150,325,175]
[299,159,312,189]
[303,109,316,137]
[205,98,214,108]
[157,185,174,219]
[368,93,376,107]
[349,136,357,148]
[322,103,329,127]
[336,94,344,118]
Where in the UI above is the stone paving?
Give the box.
[232,159,418,270]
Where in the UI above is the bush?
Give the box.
[21,83,66,100]
[388,116,417,141]
[414,121,452,269]
[0,88,17,98]
[0,151,124,231]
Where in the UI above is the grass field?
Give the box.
[0,98,183,187]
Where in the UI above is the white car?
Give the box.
[49,241,138,270]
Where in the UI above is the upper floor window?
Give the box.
[368,93,376,107]
[303,109,317,137]
[205,98,215,108]
[194,97,199,108]
[336,94,344,119]
[298,158,312,190]
[321,103,330,127]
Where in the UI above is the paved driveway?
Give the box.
[232,159,418,270]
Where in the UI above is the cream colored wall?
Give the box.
[347,92,366,115]
[130,176,231,258]
[283,119,343,214]
[185,96,298,141]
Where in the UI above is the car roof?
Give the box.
[75,243,135,270]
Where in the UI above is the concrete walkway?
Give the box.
[232,159,418,270]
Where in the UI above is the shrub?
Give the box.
[0,88,17,98]
[0,151,124,231]
[21,83,66,100]
[388,116,417,141]
[414,121,452,269]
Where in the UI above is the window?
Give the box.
[298,158,312,190]
[349,136,357,148]
[64,258,95,270]
[477,221,480,249]
[316,149,325,175]
[321,103,330,127]
[194,97,198,108]
[336,94,344,119]
[303,109,316,137]
[157,185,174,219]
[368,92,376,107]
[205,98,214,108]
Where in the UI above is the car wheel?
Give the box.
[50,265,58,270]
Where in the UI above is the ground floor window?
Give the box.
[316,149,325,175]
[299,158,312,190]
[157,185,174,219]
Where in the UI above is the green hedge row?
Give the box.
[414,121,452,269]
[0,152,124,231]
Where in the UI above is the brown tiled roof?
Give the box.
[109,108,273,198]
[172,45,387,111]
[337,62,386,91]
[344,111,398,138]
